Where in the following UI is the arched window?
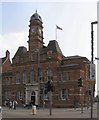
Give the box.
[16,71,21,84]
[47,68,53,81]
[23,70,28,84]
[30,70,36,83]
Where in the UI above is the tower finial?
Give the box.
[35,9,37,13]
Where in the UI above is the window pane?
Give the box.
[31,52,38,61]
[16,71,21,84]
[39,69,44,81]
[61,89,69,100]
[30,70,36,83]
[17,91,23,100]
[61,72,69,81]
[23,70,28,84]
[47,69,53,81]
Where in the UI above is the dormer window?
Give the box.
[47,50,52,59]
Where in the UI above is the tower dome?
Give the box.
[30,10,42,22]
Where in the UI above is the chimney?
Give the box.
[6,50,10,59]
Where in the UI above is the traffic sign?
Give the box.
[90,64,96,81]
[89,80,96,84]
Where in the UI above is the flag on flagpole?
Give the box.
[55,25,63,40]
[56,25,63,30]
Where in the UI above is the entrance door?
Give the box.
[31,91,35,105]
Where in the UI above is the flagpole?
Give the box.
[55,25,63,40]
[55,25,57,40]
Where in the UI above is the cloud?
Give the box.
[0,31,28,58]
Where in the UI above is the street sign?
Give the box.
[89,81,96,84]
[90,64,96,83]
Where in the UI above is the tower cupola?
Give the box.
[28,11,44,51]
[30,10,42,22]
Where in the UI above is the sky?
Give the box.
[0,0,99,93]
[0,0,98,60]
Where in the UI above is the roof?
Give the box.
[47,40,62,54]
[0,50,11,64]
[1,57,6,64]
[41,40,63,55]
[13,46,27,58]
[61,55,90,64]
[63,55,86,60]
[30,11,42,22]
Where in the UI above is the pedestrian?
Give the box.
[9,101,12,109]
[13,100,18,110]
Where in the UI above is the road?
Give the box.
[1,103,98,119]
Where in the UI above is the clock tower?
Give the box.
[28,11,44,52]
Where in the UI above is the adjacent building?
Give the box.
[1,11,91,108]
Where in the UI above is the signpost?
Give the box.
[90,21,98,119]
[45,80,54,116]
[90,64,96,83]
[97,2,99,120]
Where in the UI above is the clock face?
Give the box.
[31,27,36,33]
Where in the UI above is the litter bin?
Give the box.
[32,105,36,115]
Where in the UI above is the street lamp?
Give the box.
[90,21,98,119]
[95,57,99,60]
[95,58,99,120]
[91,21,98,64]
[34,48,40,108]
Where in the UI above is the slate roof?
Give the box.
[41,40,62,54]
[47,40,62,54]
[1,57,6,64]
[13,46,27,58]
[62,55,90,63]
[30,12,42,22]
[64,55,86,60]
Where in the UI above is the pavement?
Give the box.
[1,103,98,119]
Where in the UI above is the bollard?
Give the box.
[32,105,36,115]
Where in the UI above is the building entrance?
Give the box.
[31,91,35,105]
[25,84,39,105]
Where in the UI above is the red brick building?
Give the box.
[1,11,91,108]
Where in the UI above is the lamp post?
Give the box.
[95,58,99,119]
[90,21,98,119]
[37,49,41,108]
[95,57,99,60]
[34,48,40,108]
[91,21,98,64]
[0,59,2,106]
